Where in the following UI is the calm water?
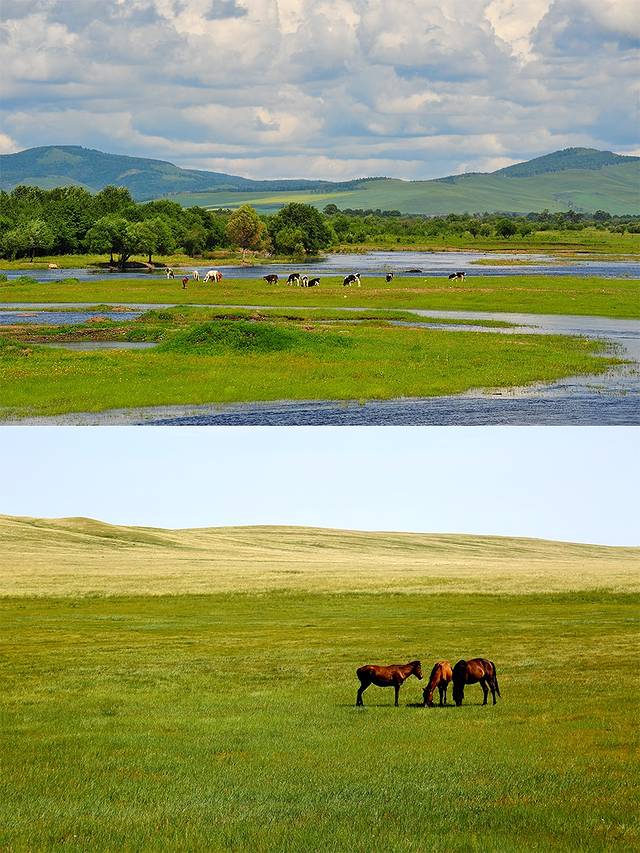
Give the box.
[0,310,141,325]
[2,250,639,281]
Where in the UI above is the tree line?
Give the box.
[1,184,638,264]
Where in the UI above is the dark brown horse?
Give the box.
[422,660,453,707]
[356,660,423,706]
[452,658,500,706]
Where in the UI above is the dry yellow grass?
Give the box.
[1,514,638,597]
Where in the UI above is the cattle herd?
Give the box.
[164,268,466,288]
[355,658,501,708]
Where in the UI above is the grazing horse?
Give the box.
[343,273,361,287]
[452,658,500,707]
[356,660,423,707]
[287,272,301,286]
[263,274,279,284]
[192,270,200,281]
[203,269,223,283]
[307,277,320,287]
[165,267,175,279]
[385,272,394,283]
[422,660,453,707]
[181,276,189,289]
[448,271,466,281]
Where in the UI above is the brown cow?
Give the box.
[452,658,500,706]
[422,660,453,707]
[356,660,423,707]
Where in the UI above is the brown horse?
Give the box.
[422,660,453,707]
[452,658,500,706]
[356,660,423,707]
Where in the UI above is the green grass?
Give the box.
[1,274,639,318]
[0,313,618,417]
[1,590,638,851]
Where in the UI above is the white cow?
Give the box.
[203,269,223,283]
[192,270,200,281]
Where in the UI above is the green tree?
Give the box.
[182,225,207,257]
[268,203,332,254]
[274,225,306,255]
[226,205,267,258]
[495,218,517,238]
[86,215,142,268]
[8,219,55,261]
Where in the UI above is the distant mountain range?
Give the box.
[1,145,638,214]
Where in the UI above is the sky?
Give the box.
[1,427,638,545]
[1,0,638,180]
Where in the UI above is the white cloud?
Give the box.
[1,0,637,180]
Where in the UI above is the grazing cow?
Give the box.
[181,276,189,289]
[300,275,309,287]
[343,273,361,287]
[452,658,501,707]
[203,269,223,283]
[356,660,423,707]
[165,267,175,279]
[307,277,320,287]
[385,272,394,283]
[263,274,279,285]
[448,271,466,281]
[48,263,59,269]
[422,661,453,707]
[192,270,200,281]
[287,273,301,286]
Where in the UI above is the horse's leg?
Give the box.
[481,679,489,705]
[490,679,497,705]
[394,683,400,707]
[439,685,444,707]
[356,683,367,706]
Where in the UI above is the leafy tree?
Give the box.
[86,215,142,268]
[495,218,517,238]
[226,205,267,258]
[273,225,306,255]
[93,185,135,218]
[127,220,158,264]
[182,225,207,257]
[2,226,28,260]
[5,219,55,261]
[267,203,332,254]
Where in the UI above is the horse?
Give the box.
[263,274,279,284]
[165,267,175,279]
[307,277,320,287]
[181,276,189,289]
[192,270,200,281]
[356,660,423,707]
[343,273,361,287]
[422,660,453,707]
[287,273,301,286]
[203,269,223,283]
[448,271,466,281]
[452,658,500,706]
[385,272,394,283]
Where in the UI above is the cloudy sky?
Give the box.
[1,0,638,179]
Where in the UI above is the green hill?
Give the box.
[1,145,638,213]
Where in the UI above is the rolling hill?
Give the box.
[1,145,638,214]
[1,513,638,597]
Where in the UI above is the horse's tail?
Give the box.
[491,661,501,697]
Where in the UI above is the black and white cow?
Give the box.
[307,277,320,287]
[287,272,301,285]
[165,267,175,279]
[343,273,361,287]
[448,271,466,281]
[385,272,394,283]
[263,274,279,284]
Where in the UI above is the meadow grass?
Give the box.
[1,274,639,318]
[2,590,638,851]
[0,315,618,418]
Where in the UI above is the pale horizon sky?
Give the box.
[1,0,638,180]
[1,427,638,546]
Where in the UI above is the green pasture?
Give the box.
[0,307,618,418]
[1,591,638,851]
[1,274,639,318]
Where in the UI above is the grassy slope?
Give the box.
[172,162,640,214]
[1,274,639,318]
[2,515,639,597]
[0,316,616,418]
[2,517,638,850]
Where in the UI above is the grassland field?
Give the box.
[0,303,619,418]
[2,274,640,318]
[2,517,638,851]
